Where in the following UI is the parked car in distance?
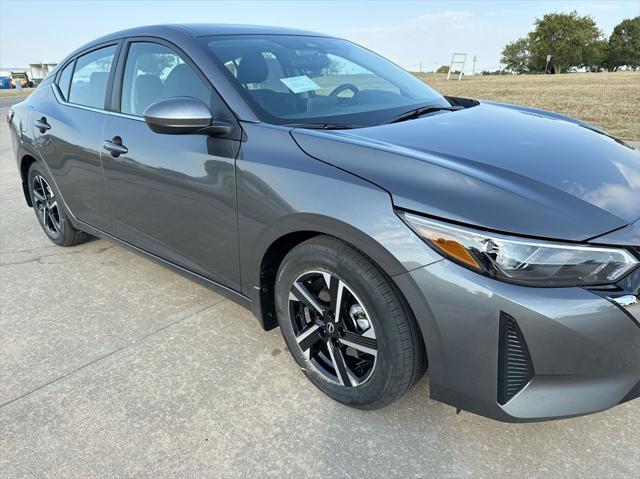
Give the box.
[8,24,639,422]
[0,76,12,89]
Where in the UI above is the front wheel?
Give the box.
[275,236,426,409]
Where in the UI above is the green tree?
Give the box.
[501,37,530,73]
[607,17,640,71]
[435,65,449,74]
[527,11,603,73]
[583,38,608,71]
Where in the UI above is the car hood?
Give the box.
[292,101,640,242]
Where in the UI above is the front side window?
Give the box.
[120,42,211,116]
[69,45,117,109]
[205,35,448,126]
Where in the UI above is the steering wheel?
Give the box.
[329,83,360,102]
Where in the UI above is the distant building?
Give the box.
[30,63,57,84]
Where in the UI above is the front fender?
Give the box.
[237,123,441,293]
[236,122,442,338]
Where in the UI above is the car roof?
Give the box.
[172,23,329,37]
[88,23,330,44]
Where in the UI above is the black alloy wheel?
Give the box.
[32,174,62,239]
[28,163,90,247]
[276,236,427,409]
[289,270,378,387]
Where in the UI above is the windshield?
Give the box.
[204,35,449,127]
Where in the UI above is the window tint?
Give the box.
[121,42,211,116]
[69,45,117,109]
[57,61,74,100]
[206,35,447,126]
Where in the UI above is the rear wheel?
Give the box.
[28,163,90,246]
[275,236,426,409]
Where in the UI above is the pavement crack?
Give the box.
[0,244,115,266]
[0,250,81,267]
[0,243,90,254]
[0,299,225,410]
[0,245,60,254]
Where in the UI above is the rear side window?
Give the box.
[120,42,211,116]
[69,45,117,109]
[56,62,74,100]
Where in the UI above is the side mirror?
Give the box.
[143,97,231,136]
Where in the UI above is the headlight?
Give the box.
[400,212,639,287]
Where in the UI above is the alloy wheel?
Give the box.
[32,175,61,238]
[288,270,378,387]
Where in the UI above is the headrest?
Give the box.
[164,64,202,98]
[136,73,161,90]
[237,51,268,84]
[90,71,108,87]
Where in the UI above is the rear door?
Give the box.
[32,43,120,232]
[100,39,242,289]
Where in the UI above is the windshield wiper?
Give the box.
[284,123,362,130]
[385,104,463,124]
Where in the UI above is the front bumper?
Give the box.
[394,260,640,422]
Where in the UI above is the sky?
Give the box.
[1,0,638,72]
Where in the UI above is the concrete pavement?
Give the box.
[1,95,639,478]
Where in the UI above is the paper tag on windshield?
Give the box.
[280,75,320,94]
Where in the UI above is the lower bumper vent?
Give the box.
[498,313,534,405]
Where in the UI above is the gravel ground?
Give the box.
[1,94,639,478]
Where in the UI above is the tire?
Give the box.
[27,162,90,247]
[275,235,427,409]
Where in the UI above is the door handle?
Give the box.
[34,117,51,133]
[102,136,128,158]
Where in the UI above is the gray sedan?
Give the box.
[8,24,639,422]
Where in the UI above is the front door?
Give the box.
[100,40,242,289]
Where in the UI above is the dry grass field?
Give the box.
[0,87,36,98]
[415,71,640,143]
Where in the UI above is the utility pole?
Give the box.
[472,55,476,75]
[419,62,422,73]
